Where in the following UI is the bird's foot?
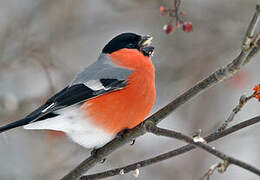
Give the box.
[91,148,106,163]
[91,148,98,157]
[100,158,106,163]
[116,128,130,140]
[130,139,136,146]
[116,129,135,145]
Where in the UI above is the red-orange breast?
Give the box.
[81,48,156,134]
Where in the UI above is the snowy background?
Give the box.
[0,0,259,180]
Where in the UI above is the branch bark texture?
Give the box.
[81,116,260,179]
[145,122,260,176]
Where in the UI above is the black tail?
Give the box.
[0,117,34,133]
[0,104,47,133]
[0,102,59,133]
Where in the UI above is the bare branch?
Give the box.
[242,4,260,50]
[144,122,260,176]
[217,92,256,132]
[81,116,260,180]
[200,161,230,180]
[61,4,260,180]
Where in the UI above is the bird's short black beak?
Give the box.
[139,35,154,57]
[141,46,154,57]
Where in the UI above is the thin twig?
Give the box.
[61,4,260,180]
[81,116,260,180]
[217,92,256,132]
[144,122,260,176]
[200,161,230,180]
[242,4,260,51]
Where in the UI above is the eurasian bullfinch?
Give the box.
[0,33,156,149]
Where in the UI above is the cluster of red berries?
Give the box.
[160,5,193,34]
[253,85,260,102]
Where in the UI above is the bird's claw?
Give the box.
[100,158,106,163]
[116,128,130,140]
[91,148,98,157]
[130,139,136,145]
[91,148,106,163]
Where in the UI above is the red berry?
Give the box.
[182,21,193,32]
[163,24,174,34]
[160,6,165,12]
[160,6,165,16]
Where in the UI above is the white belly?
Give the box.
[23,107,115,148]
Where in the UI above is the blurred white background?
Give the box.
[0,0,259,179]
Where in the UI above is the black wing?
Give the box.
[0,79,127,133]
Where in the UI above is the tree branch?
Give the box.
[217,92,256,132]
[144,122,260,176]
[61,4,260,180]
[81,116,260,180]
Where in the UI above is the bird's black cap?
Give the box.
[102,33,154,57]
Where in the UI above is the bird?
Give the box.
[0,32,156,149]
